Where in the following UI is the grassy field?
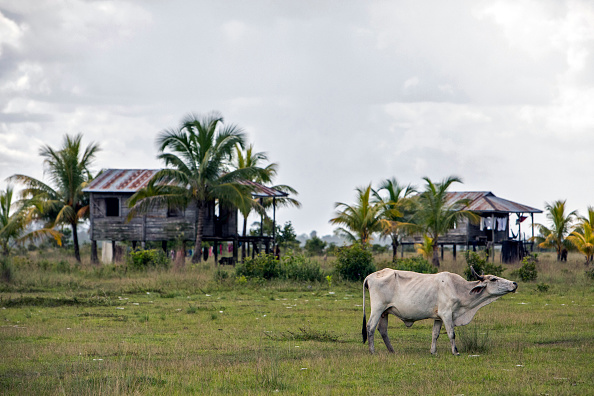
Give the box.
[1,250,593,395]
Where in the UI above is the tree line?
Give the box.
[329,179,594,267]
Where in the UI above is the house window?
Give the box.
[105,198,120,217]
[167,207,184,217]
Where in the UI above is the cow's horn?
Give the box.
[470,266,484,281]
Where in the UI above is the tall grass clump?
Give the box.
[457,324,492,353]
[463,250,504,280]
[334,243,375,281]
[126,249,170,271]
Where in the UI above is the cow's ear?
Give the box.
[470,284,486,295]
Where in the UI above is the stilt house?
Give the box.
[401,191,542,262]
[83,169,288,263]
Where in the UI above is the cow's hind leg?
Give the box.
[430,319,442,355]
[378,313,395,353]
[366,311,382,354]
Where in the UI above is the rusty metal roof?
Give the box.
[83,169,288,198]
[445,191,542,214]
[83,169,160,193]
[238,179,289,198]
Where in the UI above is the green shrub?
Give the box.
[235,253,281,280]
[56,260,72,273]
[515,254,538,282]
[281,251,324,282]
[586,267,594,280]
[126,249,170,271]
[536,282,550,292]
[392,256,437,274]
[463,251,504,280]
[334,243,375,282]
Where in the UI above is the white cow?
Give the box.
[362,267,517,355]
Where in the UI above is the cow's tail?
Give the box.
[362,277,368,344]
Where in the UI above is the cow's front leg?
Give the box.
[377,314,395,353]
[430,319,442,355]
[441,315,459,356]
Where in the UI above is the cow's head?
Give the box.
[470,266,518,296]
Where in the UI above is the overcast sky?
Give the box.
[1,0,593,239]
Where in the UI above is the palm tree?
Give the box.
[566,222,594,264]
[415,234,434,260]
[233,144,276,238]
[0,185,25,256]
[329,184,385,245]
[374,178,416,261]
[128,112,267,263]
[534,200,577,261]
[9,134,100,262]
[412,176,478,267]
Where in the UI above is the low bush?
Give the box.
[126,249,170,271]
[586,267,594,280]
[334,243,375,282]
[513,254,538,282]
[281,251,324,282]
[235,252,324,282]
[463,251,504,280]
[392,256,437,274]
[536,282,550,292]
[235,253,281,280]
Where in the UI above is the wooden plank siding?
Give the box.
[401,215,510,245]
[89,192,238,242]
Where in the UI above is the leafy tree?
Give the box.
[374,178,416,261]
[8,134,99,262]
[276,221,299,250]
[304,235,327,256]
[329,184,385,245]
[534,200,577,261]
[128,112,266,263]
[411,176,478,267]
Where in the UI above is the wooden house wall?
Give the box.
[90,193,238,242]
[401,214,510,245]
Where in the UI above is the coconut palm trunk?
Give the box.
[431,240,440,267]
[391,234,399,261]
[71,221,81,263]
[193,202,206,263]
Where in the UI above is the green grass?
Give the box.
[0,249,593,395]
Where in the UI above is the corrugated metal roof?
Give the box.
[445,191,542,213]
[238,179,289,198]
[83,169,160,193]
[83,169,289,198]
